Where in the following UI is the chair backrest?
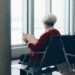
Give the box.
[61,35,75,55]
[40,36,66,68]
[61,35,75,64]
[29,35,75,72]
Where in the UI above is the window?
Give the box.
[52,0,68,34]
[11,0,69,45]
[11,0,71,58]
[34,0,46,38]
[34,0,69,38]
[11,0,27,45]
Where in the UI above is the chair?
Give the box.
[60,35,75,73]
[20,36,66,75]
[19,35,75,75]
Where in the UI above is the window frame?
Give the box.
[33,0,52,38]
[11,0,71,59]
[11,0,28,47]
[11,0,52,47]
[11,0,71,47]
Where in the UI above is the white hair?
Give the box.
[43,14,57,26]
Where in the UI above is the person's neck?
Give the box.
[45,27,54,32]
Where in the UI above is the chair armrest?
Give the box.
[66,53,75,57]
[35,52,45,54]
[29,51,45,54]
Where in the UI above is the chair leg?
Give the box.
[41,73,52,75]
[26,69,39,75]
[20,69,52,75]
[20,69,27,75]
[26,68,42,75]
[46,73,52,75]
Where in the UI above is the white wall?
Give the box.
[0,0,11,75]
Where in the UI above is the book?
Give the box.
[22,33,37,44]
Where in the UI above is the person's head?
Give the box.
[43,14,57,29]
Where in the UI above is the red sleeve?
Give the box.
[28,29,60,52]
[28,33,48,52]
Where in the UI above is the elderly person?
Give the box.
[20,14,60,64]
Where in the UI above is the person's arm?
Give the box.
[27,33,48,52]
[22,33,37,44]
[22,33,28,43]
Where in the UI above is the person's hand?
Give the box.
[22,33,28,43]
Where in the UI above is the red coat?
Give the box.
[28,29,60,61]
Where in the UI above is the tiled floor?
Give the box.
[11,60,62,75]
